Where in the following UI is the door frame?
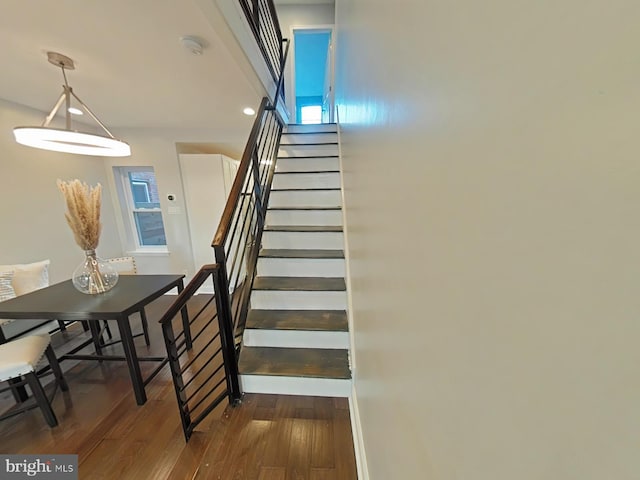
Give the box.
[288,25,335,124]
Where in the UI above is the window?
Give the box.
[114,167,167,250]
[300,105,322,124]
[131,181,151,204]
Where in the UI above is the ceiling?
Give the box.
[0,0,266,132]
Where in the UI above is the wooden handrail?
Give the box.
[212,97,270,248]
[271,38,290,112]
[158,264,220,325]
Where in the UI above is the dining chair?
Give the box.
[0,334,68,427]
[106,256,138,275]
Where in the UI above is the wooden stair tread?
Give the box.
[279,142,338,146]
[277,155,339,159]
[274,170,340,174]
[264,225,343,232]
[267,206,341,211]
[286,123,337,126]
[270,187,341,191]
[260,249,344,259]
[239,347,351,379]
[253,277,346,291]
[282,129,338,135]
[246,309,348,331]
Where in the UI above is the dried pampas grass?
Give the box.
[57,179,103,251]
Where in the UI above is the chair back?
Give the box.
[106,256,137,275]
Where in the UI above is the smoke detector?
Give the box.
[180,36,205,55]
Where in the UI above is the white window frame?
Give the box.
[113,166,168,253]
[131,180,151,203]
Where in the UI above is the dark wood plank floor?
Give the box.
[0,296,357,479]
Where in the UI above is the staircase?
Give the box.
[238,122,352,397]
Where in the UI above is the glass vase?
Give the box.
[72,250,119,294]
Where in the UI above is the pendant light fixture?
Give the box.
[13,52,131,157]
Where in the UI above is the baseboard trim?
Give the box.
[349,384,370,480]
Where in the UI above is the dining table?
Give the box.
[0,274,191,405]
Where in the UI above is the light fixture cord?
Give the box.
[59,64,72,129]
[60,64,70,88]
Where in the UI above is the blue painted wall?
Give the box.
[294,32,331,98]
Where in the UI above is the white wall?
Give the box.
[0,99,121,284]
[104,126,250,278]
[0,98,251,284]
[277,3,335,35]
[335,1,640,479]
[275,3,335,120]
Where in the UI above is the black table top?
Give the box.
[0,274,184,321]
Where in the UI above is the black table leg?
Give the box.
[88,320,104,360]
[116,315,147,405]
[139,308,150,346]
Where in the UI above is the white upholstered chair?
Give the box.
[0,334,68,427]
[106,256,138,275]
[105,256,150,345]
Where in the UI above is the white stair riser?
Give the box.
[240,374,351,397]
[257,257,346,277]
[269,190,342,208]
[266,209,343,226]
[276,157,340,172]
[251,290,347,310]
[243,329,349,349]
[278,144,338,158]
[285,124,337,134]
[280,133,338,145]
[262,231,344,250]
[272,172,340,190]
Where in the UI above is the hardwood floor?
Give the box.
[0,296,357,479]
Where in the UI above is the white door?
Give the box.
[179,154,239,292]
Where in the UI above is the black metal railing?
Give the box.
[212,96,283,349]
[239,0,289,104]
[159,265,240,441]
[160,101,283,440]
[160,0,287,442]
